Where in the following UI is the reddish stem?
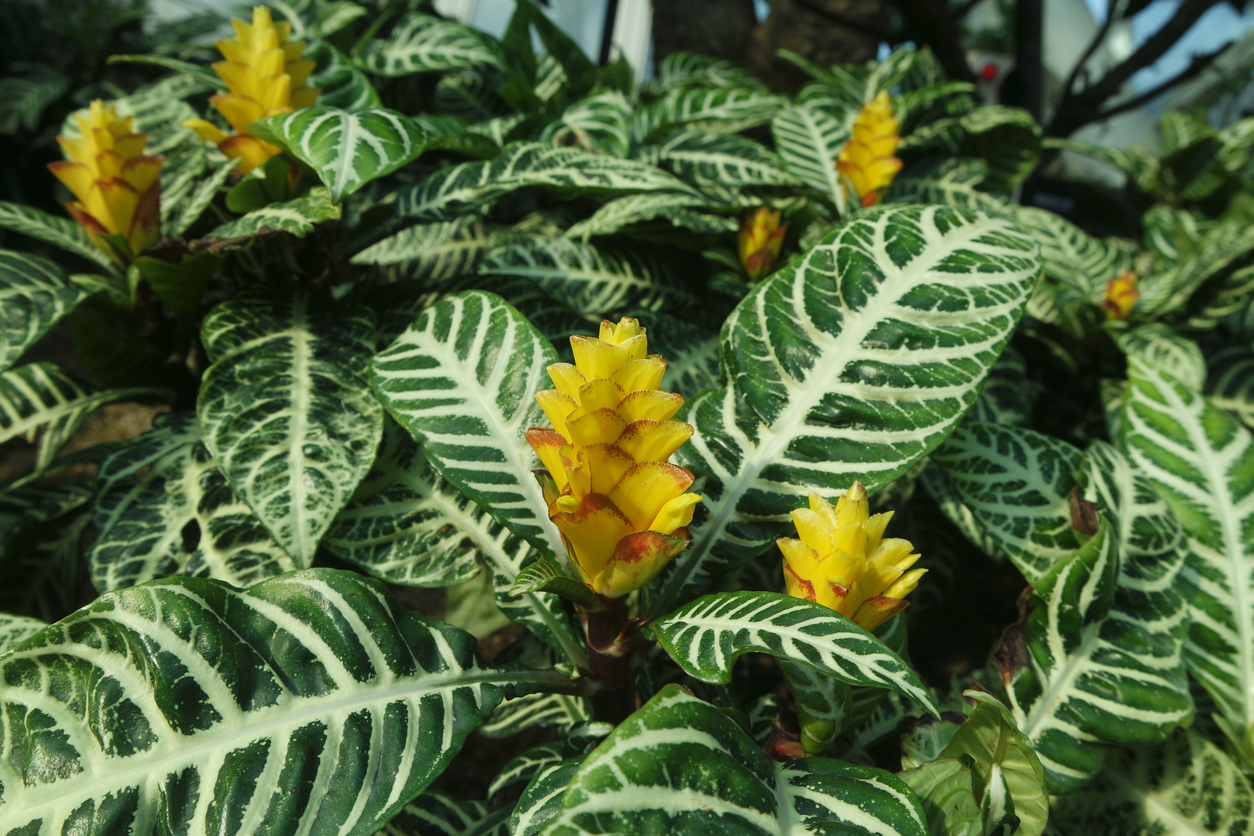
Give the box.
[585,601,634,724]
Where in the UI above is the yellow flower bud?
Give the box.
[836,92,903,208]
[183,6,320,174]
[48,100,163,261]
[738,207,786,282]
[1102,270,1139,320]
[527,317,702,600]
[778,483,925,631]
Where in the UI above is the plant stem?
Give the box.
[585,601,634,724]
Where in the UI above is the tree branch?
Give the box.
[1090,42,1232,121]
[1058,0,1120,102]
[950,0,983,21]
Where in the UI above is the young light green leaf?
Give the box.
[202,186,342,240]
[252,108,430,202]
[653,591,940,717]
[371,290,564,561]
[359,12,505,76]
[0,200,117,273]
[652,205,1040,616]
[0,569,515,836]
[0,249,87,373]
[897,758,981,836]
[198,292,383,565]
[542,684,928,836]
[1123,359,1254,768]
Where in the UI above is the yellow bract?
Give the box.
[1102,270,1139,320]
[778,483,925,631]
[527,317,702,599]
[48,100,163,260]
[183,6,319,174]
[738,207,785,282]
[836,92,903,208]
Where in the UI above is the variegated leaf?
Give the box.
[1050,731,1254,835]
[0,569,516,836]
[771,104,851,212]
[0,200,116,273]
[651,130,802,192]
[643,51,768,96]
[1116,324,1206,391]
[352,218,490,279]
[204,186,342,240]
[563,192,725,241]
[0,249,87,373]
[90,412,296,591]
[198,292,383,565]
[1008,206,1130,299]
[359,12,505,76]
[1123,359,1254,767]
[0,362,150,476]
[377,791,510,836]
[538,91,632,158]
[0,612,45,654]
[370,291,564,562]
[653,591,940,716]
[930,422,1083,582]
[969,345,1038,426]
[325,422,582,662]
[481,692,591,739]
[511,758,583,836]
[308,40,381,112]
[650,205,1040,616]
[884,158,1008,213]
[541,684,928,836]
[396,142,698,222]
[253,108,430,202]
[632,85,788,143]
[478,234,696,318]
[1206,343,1254,429]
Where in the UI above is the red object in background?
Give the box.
[981,63,998,81]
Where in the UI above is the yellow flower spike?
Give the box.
[183,6,320,174]
[526,317,702,600]
[48,99,163,262]
[1102,271,1139,320]
[738,207,786,282]
[778,483,925,630]
[836,92,903,208]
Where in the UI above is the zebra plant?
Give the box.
[2,0,1254,834]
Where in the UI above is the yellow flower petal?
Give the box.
[551,494,634,583]
[616,419,693,463]
[616,389,684,423]
[607,461,694,532]
[611,358,666,393]
[649,492,701,535]
[567,408,628,449]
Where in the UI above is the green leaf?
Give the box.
[478,234,697,317]
[510,559,598,607]
[1050,731,1254,834]
[307,39,381,112]
[538,91,632,158]
[352,217,490,278]
[1123,359,1254,767]
[930,422,1084,582]
[379,790,510,836]
[167,157,240,239]
[884,158,1008,213]
[969,345,1038,426]
[396,141,698,222]
[651,205,1040,615]
[542,684,928,836]
[1009,205,1130,299]
[652,130,802,192]
[0,249,87,373]
[359,12,505,76]
[643,51,768,96]
[942,692,1049,836]
[133,252,219,319]
[89,412,296,592]
[511,758,584,836]
[771,103,852,212]
[198,292,383,565]
[203,186,343,241]
[0,612,46,654]
[252,108,430,202]
[0,362,151,476]
[0,568,513,835]
[0,200,117,273]
[105,53,226,90]
[371,290,563,561]
[653,591,940,716]
[563,192,726,241]
[1206,343,1254,429]
[1115,324,1206,390]
[325,422,582,663]
[311,1,366,38]
[897,758,980,836]
[633,85,788,143]
[482,692,591,739]
[1144,224,1254,318]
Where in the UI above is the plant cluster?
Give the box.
[1,1,1253,834]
